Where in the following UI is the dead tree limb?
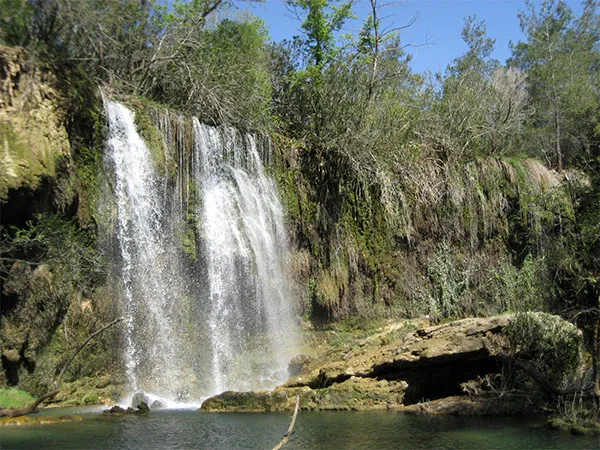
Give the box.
[0,317,123,418]
[272,395,300,450]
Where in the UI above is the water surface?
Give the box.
[1,408,597,449]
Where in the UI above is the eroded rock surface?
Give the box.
[201,316,514,412]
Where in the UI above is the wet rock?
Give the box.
[131,392,151,409]
[150,399,167,409]
[137,401,150,414]
[200,390,291,412]
[103,405,144,416]
[0,416,36,426]
[103,405,126,415]
[400,394,546,416]
[200,378,408,412]
[288,354,313,377]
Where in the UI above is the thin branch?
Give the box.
[272,395,300,450]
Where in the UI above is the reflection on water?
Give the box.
[1,408,598,450]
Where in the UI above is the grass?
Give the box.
[0,388,35,409]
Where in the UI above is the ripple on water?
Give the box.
[1,409,598,450]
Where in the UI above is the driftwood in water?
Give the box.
[272,395,300,450]
[0,317,123,418]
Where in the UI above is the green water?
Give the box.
[1,408,597,449]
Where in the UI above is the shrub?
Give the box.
[504,312,583,389]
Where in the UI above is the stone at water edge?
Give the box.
[131,392,151,409]
[151,399,167,409]
[103,404,149,415]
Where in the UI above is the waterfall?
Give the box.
[193,120,296,394]
[104,101,297,403]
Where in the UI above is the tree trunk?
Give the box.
[593,305,600,407]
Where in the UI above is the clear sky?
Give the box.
[240,0,585,74]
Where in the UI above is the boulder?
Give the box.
[288,354,313,377]
[131,392,151,410]
[150,399,167,409]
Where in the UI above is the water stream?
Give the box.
[104,101,297,403]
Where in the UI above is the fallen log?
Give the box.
[272,395,300,450]
[0,317,123,418]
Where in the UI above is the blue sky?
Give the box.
[240,0,585,73]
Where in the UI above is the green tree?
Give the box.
[418,16,530,161]
[284,0,354,142]
[510,0,600,170]
[288,0,353,70]
[149,16,273,126]
[0,0,34,46]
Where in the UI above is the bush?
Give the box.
[0,387,35,408]
[505,312,583,389]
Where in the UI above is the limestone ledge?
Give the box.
[200,316,515,413]
[0,415,83,426]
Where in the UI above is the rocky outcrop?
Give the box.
[201,377,408,412]
[201,316,515,412]
[398,395,535,416]
[0,46,73,206]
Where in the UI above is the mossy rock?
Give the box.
[0,47,72,202]
[0,415,83,426]
[201,377,408,412]
[548,417,600,436]
[309,377,407,410]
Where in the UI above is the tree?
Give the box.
[147,16,273,126]
[285,0,354,143]
[418,16,523,161]
[288,0,354,70]
[510,0,600,170]
[358,0,417,111]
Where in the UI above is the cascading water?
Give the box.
[193,120,297,394]
[104,102,194,401]
[104,101,297,403]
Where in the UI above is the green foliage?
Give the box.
[510,0,600,169]
[0,0,33,46]
[3,1,272,128]
[423,244,467,320]
[288,0,354,69]
[497,254,546,312]
[0,387,35,408]
[549,393,600,435]
[505,312,583,388]
[0,215,113,391]
[418,17,529,161]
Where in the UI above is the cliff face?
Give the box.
[272,134,578,324]
[0,47,122,402]
[0,46,75,222]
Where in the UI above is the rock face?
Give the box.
[201,316,515,412]
[0,46,73,203]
